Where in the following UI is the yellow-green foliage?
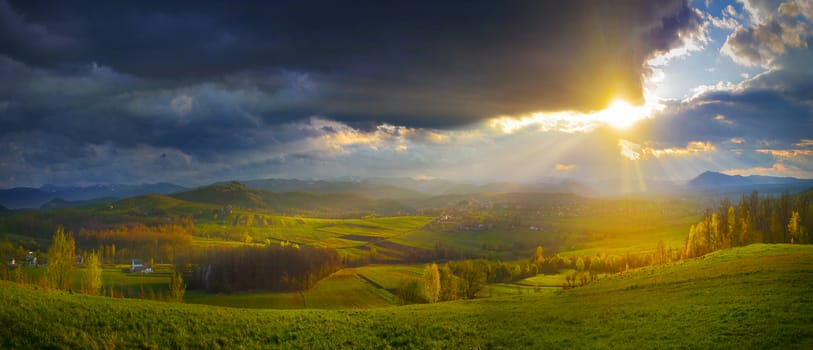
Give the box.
[169,272,185,302]
[423,263,440,303]
[82,251,102,295]
[45,226,75,291]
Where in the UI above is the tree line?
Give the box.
[685,190,810,258]
[78,223,193,264]
[176,244,341,293]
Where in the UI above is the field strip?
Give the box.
[355,273,396,295]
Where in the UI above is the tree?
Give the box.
[82,250,103,295]
[685,225,696,259]
[532,245,544,267]
[169,271,186,302]
[439,264,458,301]
[46,226,76,291]
[397,279,424,304]
[726,206,736,248]
[738,196,750,246]
[710,213,721,252]
[788,211,805,244]
[423,263,441,303]
[575,257,585,271]
[457,260,487,299]
[653,240,667,265]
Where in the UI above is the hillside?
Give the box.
[241,178,426,200]
[2,244,811,348]
[0,183,186,209]
[171,181,414,216]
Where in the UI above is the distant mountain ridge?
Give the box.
[239,177,597,197]
[0,183,186,209]
[688,171,813,193]
[239,178,425,199]
[171,181,412,216]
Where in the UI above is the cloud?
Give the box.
[721,162,810,177]
[488,98,664,134]
[0,1,809,186]
[634,58,813,149]
[1,1,703,128]
[714,114,736,126]
[721,1,813,67]
[170,95,194,117]
[618,139,715,160]
[796,139,813,147]
[0,0,80,62]
[755,149,813,157]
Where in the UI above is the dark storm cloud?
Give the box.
[639,87,811,146]
[635,41,813,149]
[2,0,702,127]
[0,0,80,62]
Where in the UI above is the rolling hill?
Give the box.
[1,244,811,348]
[0,183,186,209]
[171,181,414,216]
[240,178,426,200]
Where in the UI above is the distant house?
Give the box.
[25,252,35,266]
[131,259,144,272]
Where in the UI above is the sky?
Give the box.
[0,0,811,188]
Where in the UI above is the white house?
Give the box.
[131,259,143,272]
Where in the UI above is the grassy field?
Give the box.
[186,268,397,309]
[13,265,174,298]
[2,244,811,348]
[353,264,426,290]
[399,211,699,259]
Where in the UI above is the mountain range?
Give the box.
[0,183,186,209]
[1,172,812,209]
[687,171,813,194]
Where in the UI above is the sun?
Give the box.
[599,99,645,129]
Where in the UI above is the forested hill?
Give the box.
[240,178,425,200]
[0,183,186,209]
[170,181,413,216]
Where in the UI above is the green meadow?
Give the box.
[2,244,811,349]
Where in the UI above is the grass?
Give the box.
[2,244,811,348]
[186,269,397,309]
[555,213,700,256]
[398,211,700,259]
[354,264,426,290]
[185,290,305,309]
[194,215,432,250]
[11,266,174,301]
